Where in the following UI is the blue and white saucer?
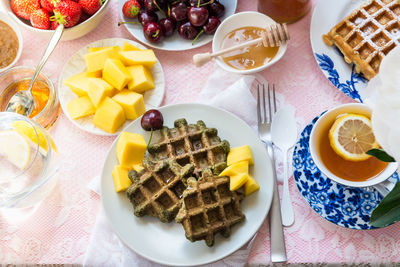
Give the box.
[292,113,399,230]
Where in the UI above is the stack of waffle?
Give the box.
[126,119,245,246]
[323,0,400,80]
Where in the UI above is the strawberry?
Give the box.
[30,8,50,29]
[122,0,140,19]
[40,0,60,13]
[78,0,103,15]
[51,0,82,27]
[51,20,59,29]
[11,0,40,20]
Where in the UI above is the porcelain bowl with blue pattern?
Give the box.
[309,103,398,188]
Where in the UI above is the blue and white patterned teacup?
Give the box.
[310,103,398,188]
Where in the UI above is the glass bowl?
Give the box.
[0,112,60,209]
[0,66,60,129]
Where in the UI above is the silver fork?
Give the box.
[257,84,287,263]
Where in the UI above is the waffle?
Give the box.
[175,170,245,247]
[147,119,230,178]
[126,159,195,223]
[323,0,400,80]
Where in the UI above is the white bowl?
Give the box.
[310,103,398,188]
[0,11,23,72]
[0,0,110,41]
[212,11,287,74]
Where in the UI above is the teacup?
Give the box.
[310,103,398,188]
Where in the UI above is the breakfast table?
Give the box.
[3,0,400,265]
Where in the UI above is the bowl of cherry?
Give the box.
[118,0,237,51]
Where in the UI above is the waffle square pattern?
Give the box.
[323,0,400,80]
[175,170,245,247]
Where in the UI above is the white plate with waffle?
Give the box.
[311,0,400,102]
[100,103,274,266]
[58,38,165,136]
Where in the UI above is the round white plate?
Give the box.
[117,0,237,51]
[310,0,368,102]
[59,38,165,136]
[100,103,273,266]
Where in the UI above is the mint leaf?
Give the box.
[366,148,396,162]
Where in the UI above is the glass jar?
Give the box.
[0,66,60,129]
[257,0,312,24]
[0,112,60,209]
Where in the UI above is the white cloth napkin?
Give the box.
[364,46,400,163]
[83,66,292,266]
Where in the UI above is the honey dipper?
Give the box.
[193,23,289,67]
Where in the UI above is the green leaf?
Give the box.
[370,181,400,227]
[366,148,396,162]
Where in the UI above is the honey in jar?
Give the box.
[258,0,311,24]
[0,79,50,118]
[221,26,279,70]
[317,117,388,182]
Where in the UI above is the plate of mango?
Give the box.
[58,38,165,136]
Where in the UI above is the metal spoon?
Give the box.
[6,24,64,116]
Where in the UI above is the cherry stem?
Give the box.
[192,29,204,45]
[197,0,200,7]
[152,30,160,38]
[147,129,153,147]
[118,21,140,26]
[153,0,166,17]
[199,0,214,6]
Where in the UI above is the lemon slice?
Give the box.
[12,121,58,154]
[329,114,379,161]
[0,130,31,170]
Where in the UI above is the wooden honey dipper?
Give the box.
[193,23,290,67]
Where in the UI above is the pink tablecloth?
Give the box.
[3,0,400,265]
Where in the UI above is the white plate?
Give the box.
[100,103,273,266]
[117,0,237,51]
[58,38,165,136]
[310,0,368,102]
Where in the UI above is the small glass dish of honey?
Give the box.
[0,66,60,129]
[310,103,398,188]
[212,11,288,74]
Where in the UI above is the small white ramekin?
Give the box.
[0,11,23,73]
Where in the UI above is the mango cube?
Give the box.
[102,58,131,90]
[244,175,260,196]
[112,90,145,120]
[93,97,126,133]
[88,46,120,53]
[64,73,97,96]
[123,42,141,51]
[112,165,132,192]
[132,164,144,172]
[119,50,157,68]
[230,173,249,191]
[67,96,95,119]
[84,47,119,72]
[87,78,115,107]
[227,145,254,166]
[127,65,155,93]
[116,132,147,167]
[219,161,249,176]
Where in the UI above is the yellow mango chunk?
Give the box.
[244,175,260,196]
[227,145,254,166]
[119,50,157,68]
[132,164,144,172]
[93,97,126,134]
[88,46,121,53]
[220,161,249,176]
[102,58,131,90]
[116,132,147,167]
[112,165,132,192]
[87,78,115,107]
[112,90,146,120]
[123,42,141,51]
[230,173,249,191]
[64,73,95,96]
[127,65,155,93]
[84,47,119,72]
[67,96,95,119]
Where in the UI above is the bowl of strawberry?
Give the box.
[1,0,110,40]
[117,0,237,51]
